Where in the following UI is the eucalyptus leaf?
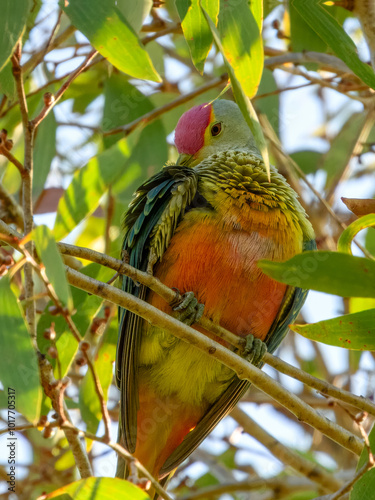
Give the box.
[259,251,375,298]
[176,0,219,74]
[60,0,161,82]
[0,0,31,71]
[54,139,130,241]
[292,0,375,89]
[202,7,270,179]
[0,278,41,423]
[292,308,375,350]
[45,477,150,499]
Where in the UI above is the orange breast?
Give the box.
[149,210,301,340]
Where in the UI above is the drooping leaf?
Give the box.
[289,0,327,55]
[342,198,375,217]
[259,251,375,298]
[45,477,150,499]
[0,0,31,72]
[54,139,130,241]
[202,7,270,179]
[60,0,161,82]
[338,214,375,255]
[322,113,369,192]
[350,469,375,500]
[292,0,375,90]
[290,150,322,175]
[255,68,279,137]
[79,320,117,433]
[217,0,263,98]
[176,0,219,73]
[0,62,16,100]
[33,225,73,312]
[33,110,57,200]
[0,277,41,423]
[291,308,375,350]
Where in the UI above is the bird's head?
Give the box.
[174,99,258,166]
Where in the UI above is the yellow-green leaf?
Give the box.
[292,309,375,351]
[0,278,41,423]
[202,7,270,179]
[60,0,161,82]
[337,214,375,255]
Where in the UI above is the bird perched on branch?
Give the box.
[116,99,315,494]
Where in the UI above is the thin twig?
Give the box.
[64,264,364,456]
[231,406,342,492]
[0,144,27,176]
[56,242,375,417]
[103,74,228,136]
[31,49,98,129]
[82,347,112,443]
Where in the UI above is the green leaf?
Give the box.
[0,62,16,100]
[322,113,369,191]
[202,7,270,179]
[33,225,73,312]
[292,0,375,90]
[60,0,161,82]
[259,251,375,298]
[79,320,117,433]
[53,139,130,241]
[338,214,375,254]
[45,477,150,499]
[255,68,279,137]
[0,278,41,423]
[218,0,263,98]
[290,150,322,175]
[350,468,375,500]
[292,308,375,350]
[0,0,31,71]
[33,110,57,200]
[176,0,219,73]
[116,0,152,32]
[37,263,113,378]
[290,0,327,55]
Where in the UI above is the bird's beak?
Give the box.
[176,153,194,166]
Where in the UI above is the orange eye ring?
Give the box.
[210,122,222,137]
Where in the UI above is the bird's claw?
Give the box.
[242,334,267,366]
[172,291,205,326]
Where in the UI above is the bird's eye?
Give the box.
[210,122,222,137]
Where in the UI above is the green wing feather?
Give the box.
[116,165,198,456]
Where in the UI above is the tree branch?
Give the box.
[64,264,364,456]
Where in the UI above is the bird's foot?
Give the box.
[241,334,267,366]
[170,290,204,326]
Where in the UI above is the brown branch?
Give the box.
[0,143,27,176]
[103,74,228,137]
[59,421,173,500]
[39,355,93,478]
[57,242,375,417]
[81,345,112,443]
[64,264,364,456]
[11,43,36,343]
[231,406,342,493]
[142,23,182,45]
[31,49,98,129]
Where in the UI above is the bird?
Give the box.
[115,99,315,493]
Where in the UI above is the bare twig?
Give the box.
[103,74,228,137]
[81,346,112,443]
[56,242,375,417]
[64,264,364,456]
[31,49,98,129]
[231,406,342,492]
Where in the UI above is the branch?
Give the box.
[0,183,24,230]
[230,406,342,493]
[39,355,93,478]
[31,49,98,129]
[103,74,228,137]
[57,242,375,417]
[64,265,364,456]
